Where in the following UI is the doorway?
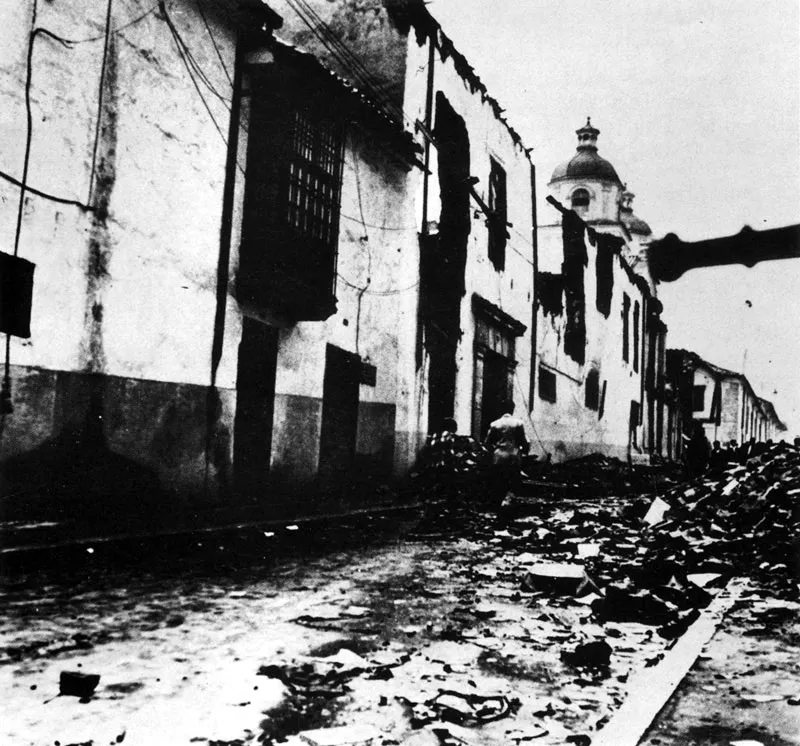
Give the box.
[234,318,278,498]
[318,344,360,480]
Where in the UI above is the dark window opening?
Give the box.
[423,93,471,431]
[433,92,471,296]
[622,293,630,363]
[633,300,640,372]
[538,366,557,403]
[562,211,587,364]
[0,252,35,338]
[487,158,508,271]
[693,385,706,412]
[598,379,608,419]
[585,369,600,411]
[571,188,590,211]
[595,235,616,317]
[238,67,346,321]
[538,271,564,317]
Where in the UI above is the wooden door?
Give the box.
[318,345,360,480]
[234,318,278,497]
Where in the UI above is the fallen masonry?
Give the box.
[2,446,798,745]
[263,445,799,745]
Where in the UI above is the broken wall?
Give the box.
[400,15,536,444]
[534,217,650,462]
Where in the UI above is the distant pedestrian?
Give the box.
[484,401,529,509]
[709,440,725,473]
[683,422,710,478]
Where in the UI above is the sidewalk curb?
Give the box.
[0,500,429,558]
[593,577,748,746]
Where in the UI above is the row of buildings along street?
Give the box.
[0,1,799,745]
[0,0,791,532]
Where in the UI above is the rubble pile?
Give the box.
[491,443,800,644]
[520,453,679,501]
[642,442,800,598]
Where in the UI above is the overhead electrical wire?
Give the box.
[58,3,159,44]
[0,168,92,210]
[339,212,414,232]
[284,0,413,130]
[160,1,229,149]
[161,0,231,106]
[286,0,392,110]
[337,272,419,297]
[196,0,232,87]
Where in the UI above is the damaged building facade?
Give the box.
[666,349,787,452]
[267,0,537,448]
[533,121,672,462]
[0,0,536,521]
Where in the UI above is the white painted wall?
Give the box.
[403,28,535,445]
[534,221,649,461]
[0,0,235,387]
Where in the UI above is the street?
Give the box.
[2,450,799,745]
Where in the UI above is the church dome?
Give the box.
[550,118,622,186]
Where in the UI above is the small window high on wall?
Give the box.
[622,293,630,363]
[488,158,508,271]
[571,188,590,213]
[538,366,557,403]
[585,369,600,411]
[693,385,706,412]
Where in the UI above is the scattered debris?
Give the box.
[521,563,599,597]
[423,690,519,726]
[298,724,382,745]
[59,671,101,698]
[560,639,612,669]
[643,497,671,526]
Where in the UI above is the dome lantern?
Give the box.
[549,117,622,186]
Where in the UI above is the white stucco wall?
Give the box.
[403,28,536,443]
[0,0,235,387]
[533,221,648,461]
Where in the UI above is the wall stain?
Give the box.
[80,33,118,375]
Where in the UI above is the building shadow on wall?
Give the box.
[1,387,163,532]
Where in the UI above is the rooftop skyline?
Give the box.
[431,0,800,433]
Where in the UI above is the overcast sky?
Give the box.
[431,0,800,434]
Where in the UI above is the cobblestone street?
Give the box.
[1,496,684,746]
[4,445,800,746]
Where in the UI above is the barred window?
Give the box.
[239,68,347,321]
[286,110,345,251]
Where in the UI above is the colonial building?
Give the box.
[266,0,537,447]
[0,0,536,522]
[533,120,671,462]
[666,349,787,450]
